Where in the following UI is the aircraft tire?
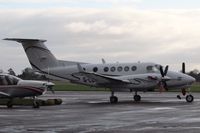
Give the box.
[186,95,194,103]
[134,95,141,102]
[33,101,40,108]
[110,96,118,103]
[7,101,13,108]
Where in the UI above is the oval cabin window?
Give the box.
[111,67,116,72]
[124,66,129,71]
[146,66,153,71]
[131,66,137,71]
[93,67,98,72]
[104,67,109,72]
[117,66,123,72]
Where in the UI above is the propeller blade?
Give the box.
[164,65,168,76]
[158,65,169,91]
[182,62,185,73]
[160,66,165,77]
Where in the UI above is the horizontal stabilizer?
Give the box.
[3,38,46,43]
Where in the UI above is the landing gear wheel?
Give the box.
[33,101,40,108]
[134,95,141,102]
[186,95,194,103]
[177,95,181,100]
[110,96,118,104]
[7,101,13,108]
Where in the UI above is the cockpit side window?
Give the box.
[147,66,153,71]
[0,76,9,85]
[5,76,12,85]
[3,75,19,85]
[147,66,158,73]
[155,64,162,69]
[12,76,19,85]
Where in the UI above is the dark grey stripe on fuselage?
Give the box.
[0,86,44,98]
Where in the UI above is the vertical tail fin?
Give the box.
[4,38,58,71]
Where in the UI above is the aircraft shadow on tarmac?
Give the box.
[83,100,192,107]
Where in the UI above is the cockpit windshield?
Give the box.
[146,65,159,73]
[0,75,21,85]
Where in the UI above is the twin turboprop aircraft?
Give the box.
[0,73,54,108]
[4,38,196,103]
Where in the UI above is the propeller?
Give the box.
[181,62,187,96]
[158,65,169,91]
[182,62,185,74]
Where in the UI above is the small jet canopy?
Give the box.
[0,74,20,85]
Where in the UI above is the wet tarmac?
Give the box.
[0,91,200,133]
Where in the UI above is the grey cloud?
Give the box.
[0,8,200,73]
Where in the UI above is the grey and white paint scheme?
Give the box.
[4,38,195,103]
[0,73,54,108]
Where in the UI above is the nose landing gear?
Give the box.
[110,91,118,104]
[33,96,40,108]
[186,94,194,103]
[133,91,141,102]
[177,88,194,103]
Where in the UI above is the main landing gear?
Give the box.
[110,91,118,103]
[109,91,142,103]
[33,96,40,108]
[7,99,13,108]
[177,88,194,103]
[133,91,141,102]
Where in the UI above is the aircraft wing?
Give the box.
[0,91,10,98]
[74,71,132,86]
[74,64,131,86]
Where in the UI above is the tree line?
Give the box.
[7,68,47,80]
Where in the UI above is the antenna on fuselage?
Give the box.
[102,58,106,64]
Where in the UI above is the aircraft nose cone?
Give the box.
[190,76,196,83]
[187,75,196,85]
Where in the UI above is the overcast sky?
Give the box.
[1,0,200,74]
